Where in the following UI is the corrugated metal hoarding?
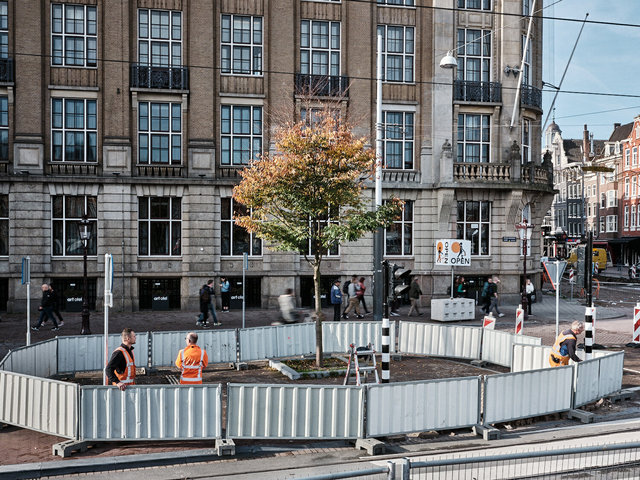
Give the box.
[150,330,237,367]
[366,377,480,437]
[0,371,78,439]
[484,366,573,425]
[482,330,541,367]
[80,384,222,441]
[227,383,364,439]
[574,351,624,408]
[512,344,553,372]
[398,322,481,359]
[239,323,315,361]
[599,351,624,398]
[1,339,58,377]
[323,321,396,354]
[58,333,151,373]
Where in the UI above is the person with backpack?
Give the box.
[196,283,211,327]
[357,277,369,314]
[330,279,343,322]
[343,274,364,319]
[341,277,351,317]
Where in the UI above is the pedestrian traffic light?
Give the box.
[392,264,411,297]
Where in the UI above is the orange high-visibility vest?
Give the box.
[175,345,208,384]
[548,331,577,367]
[110,346,136,385]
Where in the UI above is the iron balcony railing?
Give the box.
[130,64,189,90]
[295,73,349,97]
[453,80,502,103]
[0,57,14,83]
[521,84,543,109]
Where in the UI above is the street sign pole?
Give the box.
[555,259,560,338]
[104,254,113,386]
[22,257,31,346]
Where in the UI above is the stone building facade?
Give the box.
[0,0,551,313]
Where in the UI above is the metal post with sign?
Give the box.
[103,254,114,385]
[434,239,471,298]
[543,259,567,338]
[242,252,248,329]
[22,257,31,345]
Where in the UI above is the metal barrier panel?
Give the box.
[484,366,573,425]
[599,351,624,398]
[239,323,315,361]
[573,358,600,408]
[58,333,150,373]
[0,371,78,439]
[150,330,237,367]
[512,344,553,372]
[366,377,480,437]
[79,384,222,441]
[398,322,481,359]
[227,383,364,439]
[323,321,396,354]
[482,330,541,367]
[2,339,58,377]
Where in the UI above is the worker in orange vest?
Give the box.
[549,321,584,367]
[105,328,136,390]
[175,331,209,384]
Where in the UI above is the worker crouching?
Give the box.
[549,320,585,367]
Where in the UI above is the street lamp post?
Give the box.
[79,215,91,335]
[516,219,534,319]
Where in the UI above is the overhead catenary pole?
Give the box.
[373,33,384,322]
[509,0,536,128]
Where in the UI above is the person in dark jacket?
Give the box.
[48,284,64,327]
[330,279,343,322]
[196,283,211,327]
[408,278,423,316]
[105,328,136,390]
[31,284,59,331]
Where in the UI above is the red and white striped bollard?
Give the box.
[515,304,524,335]
[483,313,496,330]
[634,303,640,344]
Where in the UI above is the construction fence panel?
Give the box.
[574,351,624,408]
[512,344,553,372]
[150,330,237,367]
[398,322,481,359]
[323,321,396,354]
[366,377,480,437]
[0,339,58,377]
[482,330,541,367]
[239,323,315,362]
[79,384,222,441]
[226,383,364,439]
[598,351,624,398]
[0,371,78,439]
[58,333,150,373]
[484,366,573,425]
[573,357,601,408]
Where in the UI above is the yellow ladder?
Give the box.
[343,343,380,386]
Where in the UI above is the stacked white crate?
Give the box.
[430,298,475,321]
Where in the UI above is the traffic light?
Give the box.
[391,264,411,297]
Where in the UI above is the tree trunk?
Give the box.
[313,262,324,367]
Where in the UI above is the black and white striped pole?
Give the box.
[381,260,390,383]
[584,231,593,359]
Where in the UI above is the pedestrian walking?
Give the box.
[341,277,351,317]
[525,278,535,315]
[277,288,299,323]
[480,276,492,313]
[48,284,64,326]
[175,332,208,384]
[455,276,467,298]
[198,279,220,327]
[408,278,423,316]
[220,276,230,312]
[357,277,369,314]
[549,321,584,367]
[197,282,211,327]
[31,284,59,331]
[343,275,363,319]
[330,279,343,322]
[488,276,504,317]
[105,328,136,390]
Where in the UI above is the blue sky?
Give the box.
[542,0,640,141]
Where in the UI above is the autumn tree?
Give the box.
[233,112,402,367]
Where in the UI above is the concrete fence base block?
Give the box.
[391,354,403,361]
[355,438,386,455]
[52,440,95,458]
[470,360,487,368]
[473,425,501,441]
[215,438,235,456]
[268,359,300,380]
[607,389,634,403]
[235,362,248,371]
[568,409,595,423]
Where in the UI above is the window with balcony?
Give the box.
[457,113,490,163]
[52,98,97,163]
[301,20,340,76]
[138,197,181,256]
[457,200,491,256]
[0,194,6,256]
[378,0,415,5]
[456,29,491,82]
[522,119,530,163]
[458,0,491,10]
[521,35,531,85]
[221,105,262,166]
[382,110,414,169]
[52,4,97,67]
[522,0,530,15]
[138,102,181,165]
[385,200,413,256]
[52,195,97,256]
[221,15,263,76]
[0,95,7,161]
[221,197,262,256]
[377,25,414,83]
[138,9,181,66]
